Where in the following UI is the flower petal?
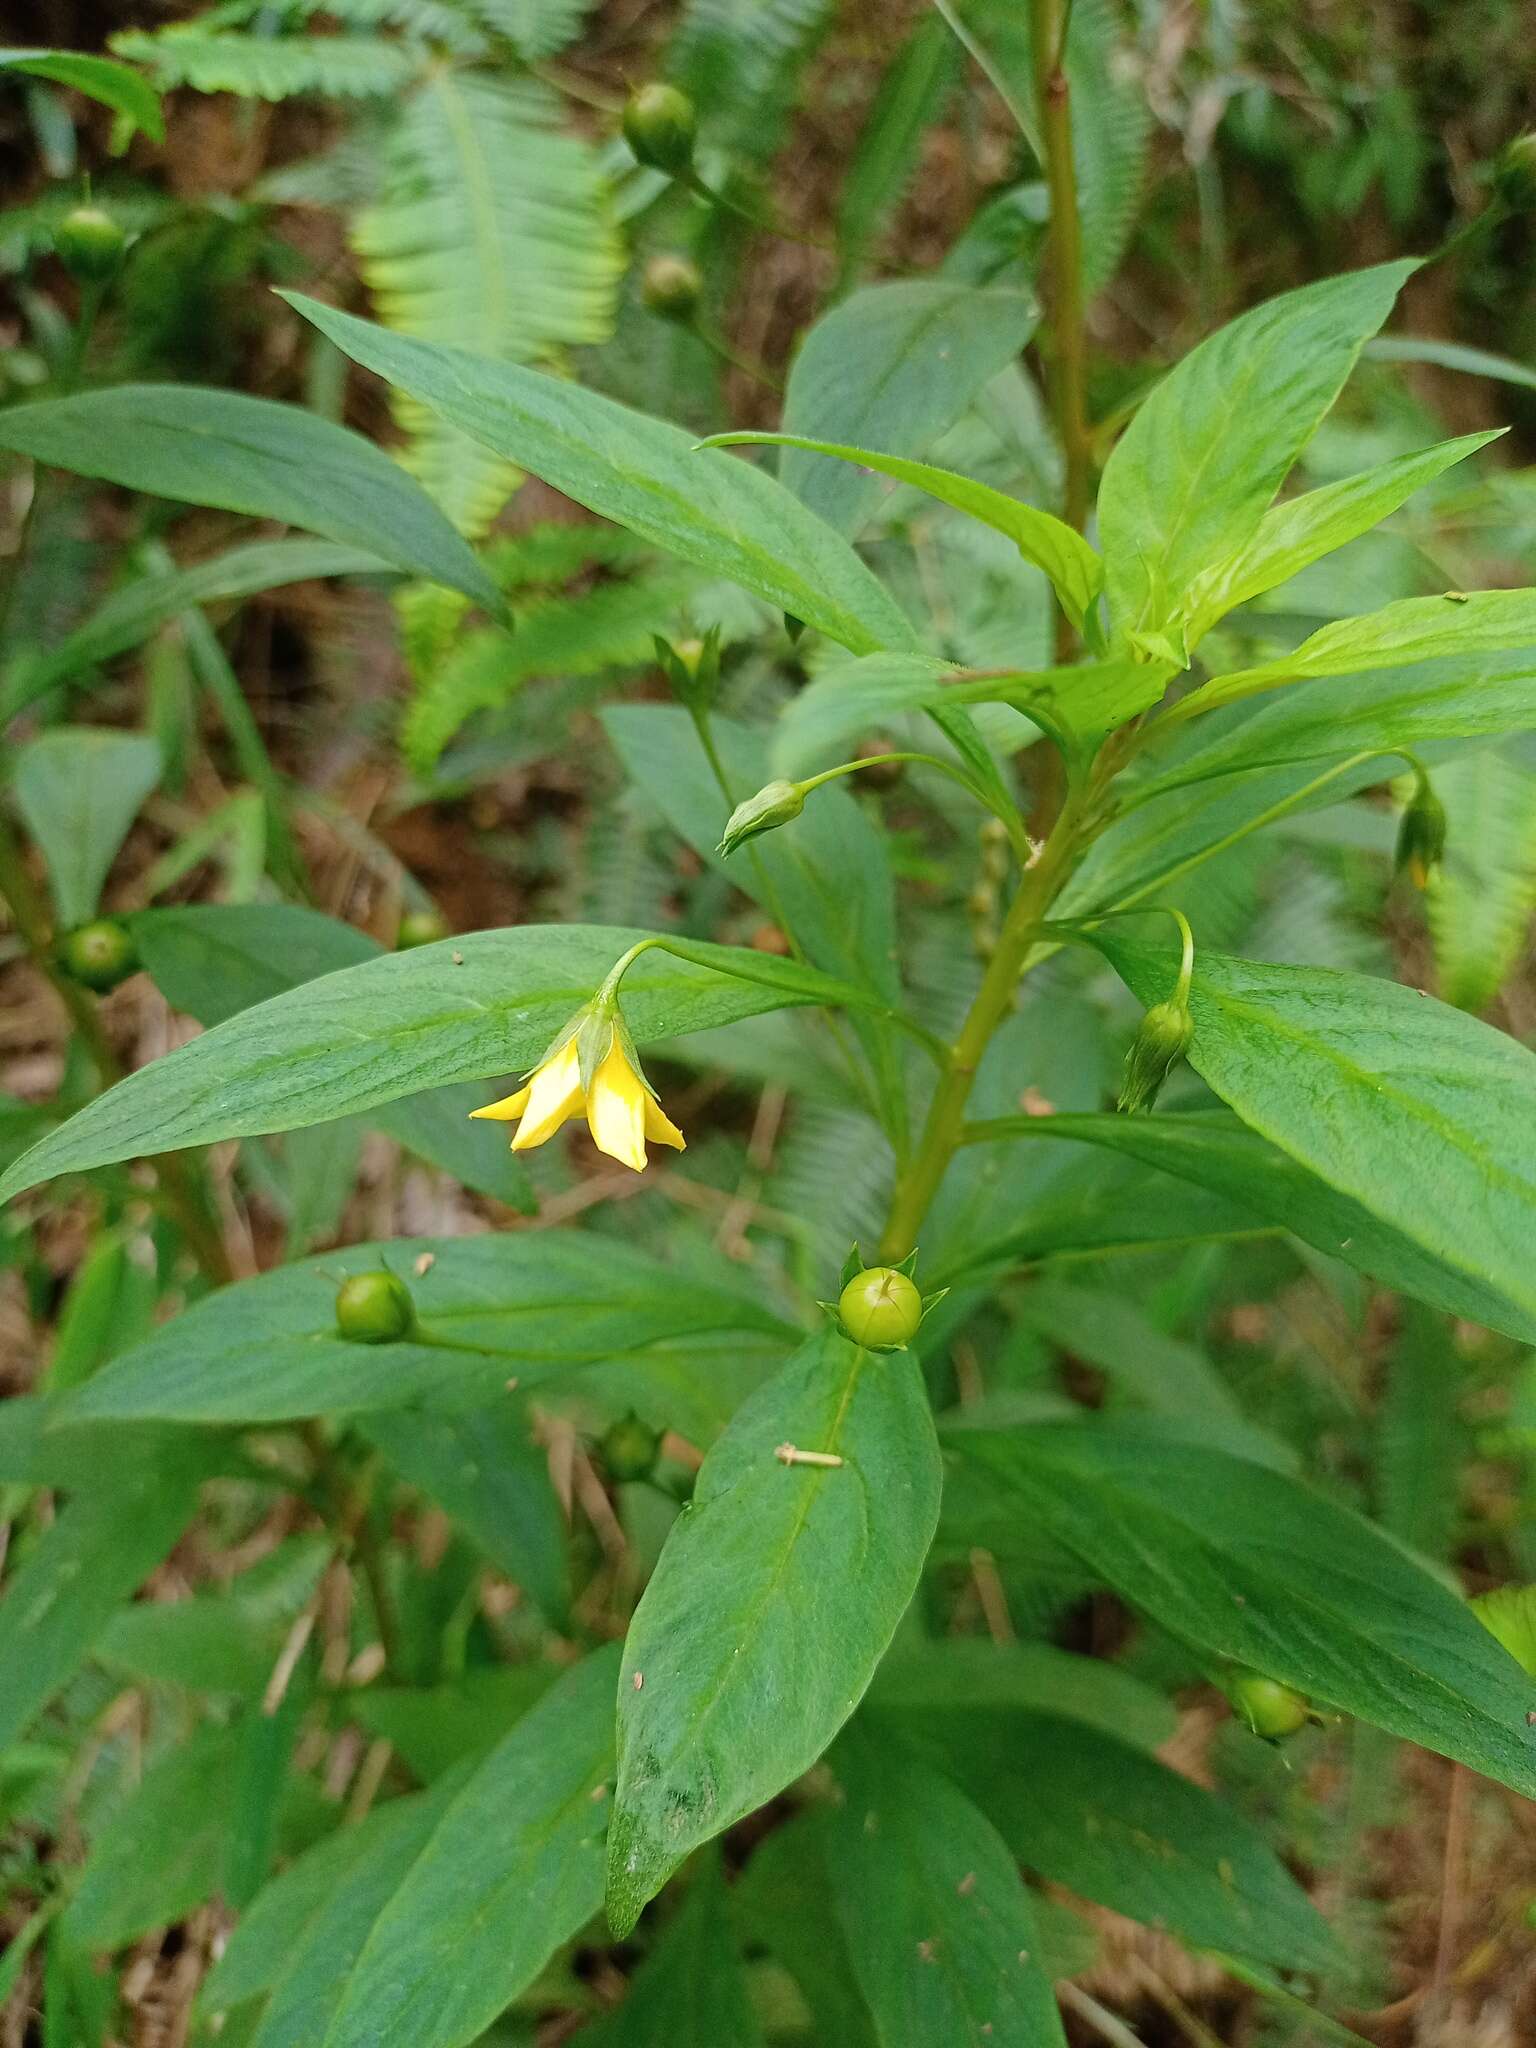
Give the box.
[469,1083,531,1123]
[586,1044,649,1172]
[643,1093,686,1152]
[510,1040,586,1151]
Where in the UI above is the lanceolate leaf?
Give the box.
[701,431,1103,635]
[825,1728,1067,2047]
[1134,647,1536,795]
[581,1854,763,2048]
[1186,584,1536,716]
[282,293,916,657]
[961,1108,1536,1343]
[11,729,161,929]
[321,1649,619,2048]
[1096,260,1417,636]
[0,386,498,612]
[61,1234,792,1425]
[3,540,390,716]
[883,1700,1337,1972]
[954,1425,1536,1797]
[0,47,163,142]
[778,280,1038,536]
[1426,748,1536,1013]
[607,1328,943,1936]
[1096,937,1536,1339]
[0,924,881,1203]
[1181,430,1502,645]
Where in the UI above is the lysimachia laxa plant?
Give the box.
[5,238,1536,2040]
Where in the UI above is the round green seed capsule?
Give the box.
[601,1410,662,1484]
[641,252,703,324]
[58,919,139,992]
[1228,1669,1310,1740]
[622,83,697,178]
[396,907,451,950]
[837,1266,923,1349]
[335,1270,415,1344]
[55,205,126,284]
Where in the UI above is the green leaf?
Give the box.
[869,1636,1178,1752]
[607,1327,942,1936]
[581,1854,764,2048]
[0,386,499,614]
[353,68,621,537]
[109,28,414,100]
[778,281,1037,535]
[62,1725,239,1950]
[10,728,161,929]
[885,1696,1336,1972]
[1427,748,1536,1012]
[351,1666,558,1782]
[1134,649,1536,796]
[362,1403,568,1623]
[61,1232,791,1425]
[282,292,916,657]
[960,1108,1536,1344]
[836,17,962,283]
[700,431,1102,635]
[1187,584,1536,716]
[1096,261,1417,635]
[824,1726,1067,2047]
[132,904,532,1208]
[954,1423,1536,1798]
[95,1535,330,1694]
[0,47,163,142]
[733,1814,880,2048]
[1097,937,1536,1341]
[1365,333,1536,393]
[321,1647,618,2048]
[0,1450,204,1749]
[1181,431,1502,647]
[3,540,390,717]
[0,922,879,1203]
[1017,1274,1248,1427]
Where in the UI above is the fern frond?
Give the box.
[672,0,836,161]
[109,28,414,99]
[353,68,622,536]
[210,0,488,46]
[481,521,652,592]
[402,566,701,771]
[1426,747,1536,1011]
[461,0,593,61]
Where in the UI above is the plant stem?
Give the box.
[1032,0,1092,546]
[0,808,234,1285]
[878,787,1086,1259]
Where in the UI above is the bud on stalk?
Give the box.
[717,778,804,857]
[622,84,697,179]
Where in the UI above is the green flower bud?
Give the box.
[58,919,139,992]
[55,205,125,285]
[396,907,451,950]
[838,1266,924,1350]
[717,778,804,857]
[1395,775,1447,890]
[622,83,697,178]
[601,1410,662,1484]
[1227,1669,1310,1741]
[335,1270,415,1344]
[653,627,720,714]
[1496,132,1536,209]
[1117,999,1193,1115]
[641,252,702,324]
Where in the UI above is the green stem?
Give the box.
[797,752,1036,866]
[1032,0,1092,547]
[877,786,1087,1259]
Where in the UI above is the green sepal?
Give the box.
[840,1244,866,1289]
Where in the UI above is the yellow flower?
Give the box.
[471,1029,685,1173]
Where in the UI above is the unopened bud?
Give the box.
[641,252,702,324]
[1395,774,1446,890]
[1227,1669,1310,1741]
[622,83,697,178]
[58,918,138,992]
[654,628,719,713]
[396,907,450,950]
[718,778,804,857]
[1117,999,1193,1115]
[335,1270,415,1345]
[55,205,125,285]
[837,1266,923,1350]
[601,1410,662,1484]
